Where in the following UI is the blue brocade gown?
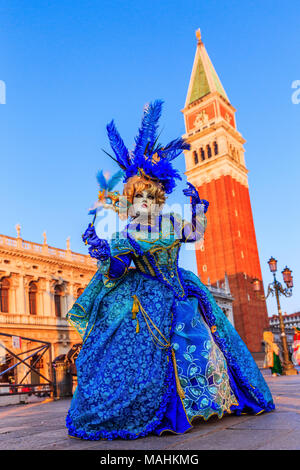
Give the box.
[66,212,274,440]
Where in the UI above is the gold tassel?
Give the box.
[132,295,140,333]
[171,348,185,399]
[131,295,139,319]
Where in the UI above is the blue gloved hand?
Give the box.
[182,182,209,213]
[82,223,111,260]
[183,182,201,204]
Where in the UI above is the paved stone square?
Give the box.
[0,369,299,450]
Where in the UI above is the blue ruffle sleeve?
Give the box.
[66,232,135,339]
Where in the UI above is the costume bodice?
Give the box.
[111,213,187,299]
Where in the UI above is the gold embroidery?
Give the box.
[149,253,186,298]
[148,238,180,254]
[72,303,86,316]
[130,237,185,298]
[171,348,185,399]
[102,254,129,281]
[105,265,128,281]
[133,256,146,273]
[142,256,156,277]
[114,255,128,264]
[67,317,85,339]
[133,235,160,243]
[82,322,95,345]
[114,247,136,255]
[103,277,116,288]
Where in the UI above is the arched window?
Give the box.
[200,148,205,161]
[29,282,37,315]
[54,285,62,318]
[213,141,219,155]
[206,144,212,158]
[0,278,9,313]
[193,150,198,165]
[222,308,229,318]
[77,288,84,299]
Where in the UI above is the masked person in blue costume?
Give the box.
[66,100,274,441]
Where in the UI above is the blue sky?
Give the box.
[0,0,299,316]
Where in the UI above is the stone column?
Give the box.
[43,279,53,317]
[66,282,76,312]
[62,282,68,318]
[217,134,228,156]
[23,277,32,316]
[9,275,19,314]
[17,274,26,316]
[37,279,46,316]
[239,147,246,166]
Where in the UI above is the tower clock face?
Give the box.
[187,103,216,132]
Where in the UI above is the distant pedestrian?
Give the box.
[263,331,283,376]
[292,327,300,366]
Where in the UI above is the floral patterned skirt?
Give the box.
[66,268,274,440]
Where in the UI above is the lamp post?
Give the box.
[252,257,298,376]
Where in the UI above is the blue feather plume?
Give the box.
[96,169,124,191]
[160,137,190,161]
[106,120,130,168]
[134,104,151,158]
[96,170,108,190]
[134,100,163,157]
[107,170,124,191]
[104,100,190,194]
[146,100,163,148]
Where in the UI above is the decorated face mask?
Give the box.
[131,189,157,218]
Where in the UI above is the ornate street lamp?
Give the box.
[268,256,277,273]
[252,258,298,376]
[252,278,261,292]
[282,266,292,284]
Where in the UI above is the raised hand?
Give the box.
[82,223,98,246]
[182,182,209,214]
[82,223,110,260]
[182,182,201,203]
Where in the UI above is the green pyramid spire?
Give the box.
[186,29,229,106]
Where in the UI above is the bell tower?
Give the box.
[182,29,269,352]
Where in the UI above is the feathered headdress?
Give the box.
[103,100,190,194]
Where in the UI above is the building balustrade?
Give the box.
[0,234,96,266]
[0,313,69,327]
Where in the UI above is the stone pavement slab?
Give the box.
[0,370,299,450]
